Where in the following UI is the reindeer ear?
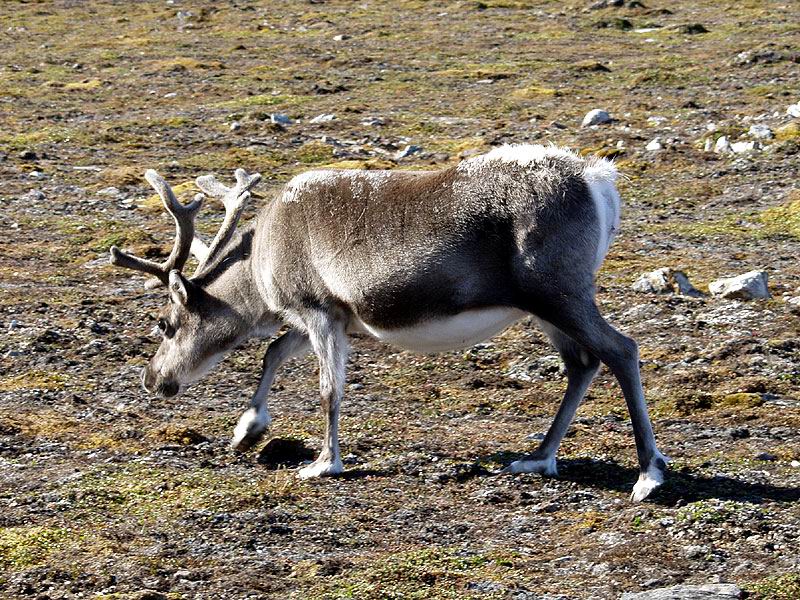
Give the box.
[168,271,193,306]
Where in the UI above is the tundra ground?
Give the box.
[1,1,799,598]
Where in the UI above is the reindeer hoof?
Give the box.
[630,451,669,502]
[501,456,558,477]
[297,459,344,479]
[230,408,270,452]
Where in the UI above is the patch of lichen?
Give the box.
[0,370,68,392]
[747,573,800,600]
[305,547,523,600]
[0,527,72,570]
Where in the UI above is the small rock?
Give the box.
[333,34,349,41]
[790,460,800,468]
[684,544,708,559]
[361,117,385,126]
[727,427,750,440]
[23,189,45,201]
[731,140,760,153]
[787,102,800,118]
[620,583,742,600]
[645,138,663,151]
[309,113,336,124]
[19,150,37,160]
[96,186,122,197]
[755,452,777,461]
[709,270,771,300]
[714,136,732,153]
[675,23,709,35]
[748,124,773,139]
[582,109,612,127]
[395,144,423,159]
[704,138,714,152]
[525,432,546,441]
[229,121,241,131]
[270,113,291,125]
[632,268,702,297]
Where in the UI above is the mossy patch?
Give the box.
[748,573,800,600]
[0,527,71,569]
[296,140,335,164]
[64,78,103,91]
[510,85,560,99]
[0,369,68,391]
[775,122,800,141]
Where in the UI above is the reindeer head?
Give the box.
[110,169,262,398]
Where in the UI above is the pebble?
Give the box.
[333,34,349,41]
[791,460,800,468]
[709,270,771,300]
[730,140,760,153]
[309,113,336,123]
[395,144,423,159]
[229,121,241,131]
[714,136,732,153]
[361,117,385,126]
[19,150,37,160]
[24,189,46,201]
[787,102,800,118]
[581,109,612,127]
[755,452,777,461]
[632,268,702,297]
[620,583,742,600]
[748,124,773,139]
[645,138,663,151]
[96,186,122,197]
[270,113,291,125]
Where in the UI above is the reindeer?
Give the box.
[109,144,668,501]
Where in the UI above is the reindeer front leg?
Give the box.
[231,329,310,451]
[298,313,348,479]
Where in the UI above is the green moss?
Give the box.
[749,573,800,600]
[775,122,800,141]
[310,547,520,599]
[296,140,335,164]
[0,370,68,391]
[0,527,71,569]
[719,392,764,408]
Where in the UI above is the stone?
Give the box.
[582,109,612,127]
[270,113,291,125]
[645,138,663,151]
[395,144,423,159]
[748,124,773,139]
[620,583,742,600]
[96,186,122,197]
[730,140,759,153]
[23,189,46,201]
[229,121,241,131]
[632,268,702,297]
[361,117,385,126]
[709,270,771,300]
[787,102,800,118]
[714,136,732,153]
[309,113,336,123]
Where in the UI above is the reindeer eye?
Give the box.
[157,318,168,332]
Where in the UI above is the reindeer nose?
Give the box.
[160,380,179,398]
[142,366,157,394]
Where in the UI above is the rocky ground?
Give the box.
[1,1,799,598]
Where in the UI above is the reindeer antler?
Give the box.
[192,168,261,277]
[109,170,203,289]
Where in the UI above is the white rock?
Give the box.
[731,140,760,153]
[581,109,612,127]
[748,124,773,139]
[361,117,385,126]
[714,136,732,153]
[395,144,422,159]
[787,102,800,118]
[632,268,702,297]
[270,113,291,125]
[620,583,742,600]
[709,270,771,300]
[333,34,349,41]
[96,186,121,197]
[229,121,241,131]
[645,138,663,151]
[704,138,714,152]
[309,113,336,123]
[647,115,667,125]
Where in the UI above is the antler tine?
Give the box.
[108,170,203,289]
[192,168,261,277]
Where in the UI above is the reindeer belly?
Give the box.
[351,307,526,353]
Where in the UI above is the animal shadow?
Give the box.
[555,458,800,505]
